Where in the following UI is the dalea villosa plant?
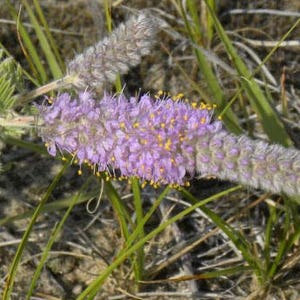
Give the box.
[37,91,300,196]
[6,10,299,197]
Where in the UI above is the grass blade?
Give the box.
[181,188,263,280]
[76,185,242,299]
[22,0,63,79]
[6,0,47,84]
[131,177,145,281]
[180,0,242,134]
[25,177,93,299]
[32,0,65,71]
[204,0,293,146]
[2,162,69,300]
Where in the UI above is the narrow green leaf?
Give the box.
[131,177,144,280]
[263,204,276,273]
[181,188,263,280]
[6,0,47,83]
[204,0,292,146]
[104,0,122,92]
[175,265,252,280]
[32,0,65,71]
[180,1,242,134]
[186,0,202,39]
[2,163,69,300]
[205,0,216,44]
[103,179,132,238]
[26,177,93,299]
[22,0,63,79]
[76,185,241,299]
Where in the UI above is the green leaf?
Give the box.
[2,163,69,300]
[181,0,242,134]
[6,0,48,84]
[204,0,293,146]
[0,50,23,111]
[32,0,65,71]
[76,185,241,299]
[26,177,93,299]
[22,0,64,79]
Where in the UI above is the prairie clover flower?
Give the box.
[67,13,158,89]
[37,92,300,196]
[37,92,221,186]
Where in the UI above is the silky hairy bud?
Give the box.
[195,131,300,196]
[67,13,158,88]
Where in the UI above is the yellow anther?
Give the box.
[78,169,82,176]
[218,115,222,120]
[200,102,207,109]
[200,117,207,124]
[191,102,197,108]
[141,181,147,188]
[164,139,172,151]
[158,90,164,96]
[120,122,125,129]
[161,123,166,128]
[133,122,139,128]
[96,172,100,177]
[61,157,67,161]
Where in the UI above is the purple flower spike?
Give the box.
[37,92,221,186]
[37,92,300,196]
